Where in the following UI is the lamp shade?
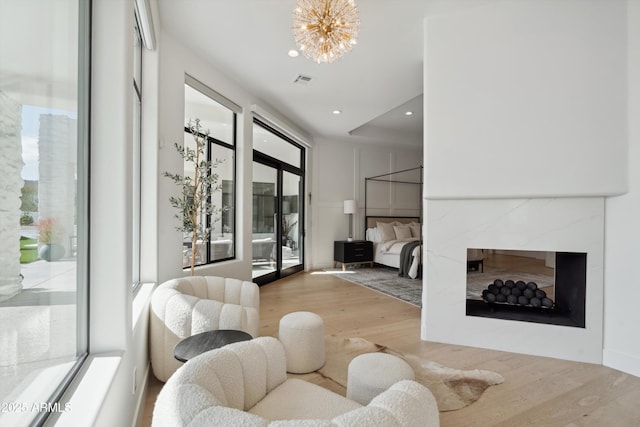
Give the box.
[343,200,357,214]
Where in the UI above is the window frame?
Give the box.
[183,78,238,268]
[132,10,143,292]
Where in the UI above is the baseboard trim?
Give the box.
[603,348,640,378]
[133,364,151,427]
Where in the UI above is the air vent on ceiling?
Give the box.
[293,74,313,85]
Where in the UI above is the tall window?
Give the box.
[0,0,89,425]
[132,12,143,288]
[182,77,238,268]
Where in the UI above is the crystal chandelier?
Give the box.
[292,0,360,64]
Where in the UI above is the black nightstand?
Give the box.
[334,240,374,271]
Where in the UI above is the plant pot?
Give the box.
[39,243,65,262]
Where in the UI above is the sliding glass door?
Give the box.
[252,119,305,285]
[281,171,302,272]
[251,163,304,283]
[251,158,304,284]
[251,162,277,279]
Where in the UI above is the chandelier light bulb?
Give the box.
[292,0,360,64]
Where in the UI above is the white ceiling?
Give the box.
[157,0,435,147]
[158,0,493,148]
[1,0,491,148]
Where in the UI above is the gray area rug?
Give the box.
[326,266,422,307]
[467,270,555,299]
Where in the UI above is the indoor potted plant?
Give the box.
[37,217,65,261]
[164,119,224,275]
[282,215,297,248]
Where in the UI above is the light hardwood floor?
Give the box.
[141,267,640,427]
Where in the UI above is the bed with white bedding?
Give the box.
[365,216,422,279]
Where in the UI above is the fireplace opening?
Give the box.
[466,249,586,328]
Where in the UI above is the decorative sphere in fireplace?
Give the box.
[483,291,496,302]
[480,277,555,310]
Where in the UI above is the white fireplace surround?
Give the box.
[422,197,604,364]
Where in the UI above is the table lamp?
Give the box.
[343,200,357,241]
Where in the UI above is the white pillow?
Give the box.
[393,225,412,239]
[365,227,380,242]
[409,222,421,238]
[377,222,396,242]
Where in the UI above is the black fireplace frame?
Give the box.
[466,252,587,328]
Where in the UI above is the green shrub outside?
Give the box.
[20,213,34,226]
[20,236,39,263]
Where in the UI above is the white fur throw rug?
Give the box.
[318,335,505,412]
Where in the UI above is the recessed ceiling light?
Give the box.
[405,111,414,116]
[288,49,299,58]
[332,110,342,115]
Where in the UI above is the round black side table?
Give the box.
[173,329,253,363]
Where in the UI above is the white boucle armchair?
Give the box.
[152,336,440,427]
[150,276,260,382]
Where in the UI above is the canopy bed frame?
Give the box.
[364,166,423,279]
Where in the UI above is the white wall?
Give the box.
[139,2,160,284]
[603,0,640,377]
[424,0,627,199]
[310,138,422,269]
[422,0,635,372]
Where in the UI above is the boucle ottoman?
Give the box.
[278,311,325,373]
[347,352,415,405]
